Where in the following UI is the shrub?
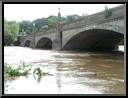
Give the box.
[4,63,31,81]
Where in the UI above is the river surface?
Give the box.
[4,46,124,94]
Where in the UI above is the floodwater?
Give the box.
[4,46,124,94]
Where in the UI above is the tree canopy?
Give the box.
[4,19,19,45]
[4,14,80,46]
[18,14,80,36]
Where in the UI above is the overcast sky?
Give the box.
[4,4,122,22]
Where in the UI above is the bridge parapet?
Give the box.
[36,28,56,36]
[21,35,32,40]
[61,5,124,31]
[85,24,124,34]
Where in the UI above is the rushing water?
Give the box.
[4,46,124,94]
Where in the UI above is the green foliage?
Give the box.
[18,14,80,36]
[4,14,80,46]
[41,25,49,30]
[47,16,58,28]
[4,13,81,46]
[33,18,48,32]
[66,15,79,22]
[104,5,112,18]
[4,63,31,81]
[4,62,45,82]
[33,67,42,75]
[19,21,33,35]
[33,67,43,82]
[4,19,19,46]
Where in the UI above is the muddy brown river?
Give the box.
[4,46,125,94]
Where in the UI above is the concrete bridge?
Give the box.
[20,5,124,51]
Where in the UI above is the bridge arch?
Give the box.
[35,37,52,49]
[62,28,124,50]
[24,40,31,47]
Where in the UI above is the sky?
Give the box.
[4,4,122,22]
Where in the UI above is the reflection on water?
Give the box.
[4,46,124,94]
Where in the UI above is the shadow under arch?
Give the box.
[36,37,52,49]
[62,29,124,51]
[24,40,31,47]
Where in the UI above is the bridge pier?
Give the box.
[52,40,62,50]
[52,8,62,51]
[29,42,34,48]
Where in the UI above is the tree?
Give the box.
[19,21,33,35]
[17,14,80,36]
[40,25,49,30]
[66,15,79,22]
[104,5,112,18]
[33,18,48,32]
[47,15,58,28]
[4,19,19,45]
